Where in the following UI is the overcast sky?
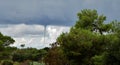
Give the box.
[0,0,120,49]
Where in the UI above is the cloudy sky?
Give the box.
[0,0,120,49]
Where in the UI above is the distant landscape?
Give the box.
[0,9,120,65]
[0,0,120,65]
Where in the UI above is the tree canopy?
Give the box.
[0,32,15,50]
[56,9,120,65]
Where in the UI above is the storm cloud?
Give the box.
[0,0,120,26]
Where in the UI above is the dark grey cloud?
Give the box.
[0,0,120,26]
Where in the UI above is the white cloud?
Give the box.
[46,25,70,43]
[0,24,70,49]
[0,24,44,37]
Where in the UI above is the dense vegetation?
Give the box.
[0,32,49,65]
[0,9,120,65]
[46,9,120,65]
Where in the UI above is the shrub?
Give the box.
[2,60,13,65]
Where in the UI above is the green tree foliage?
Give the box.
[57,29,106,65]
[0,32,15,60]
[112,21,120,33]
[0,32,15,48]
[12,48,48,62]
[75,9,112,35]
[102,22,120,65]
[1,60,13,65]
[20,44,25,48]
[44,42,68,65]
[57,9,120,65]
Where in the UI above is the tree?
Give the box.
[20,44,25,48]
[0,32,15,60]
[57,9,115,65]
[75,9,112,35]
[57,29,106,65]
[11,48,47,62]
[44,42,68,65]
[1,60,13,65]
[0,32,15,48]
[102,21,120,65]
